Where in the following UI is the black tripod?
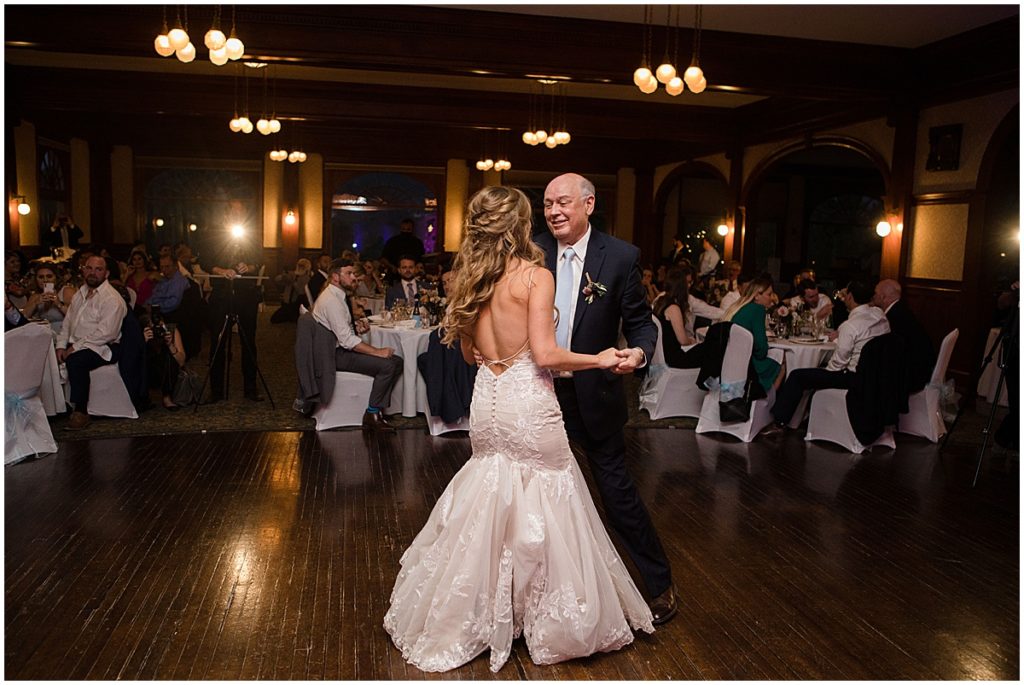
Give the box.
[195,274,276,411]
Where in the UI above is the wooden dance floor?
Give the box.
[5,425,1019,680]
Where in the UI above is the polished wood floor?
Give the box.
[5,422,1019,680]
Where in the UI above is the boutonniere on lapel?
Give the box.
[582,272,608,304]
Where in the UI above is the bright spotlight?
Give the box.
[230,224,245,239]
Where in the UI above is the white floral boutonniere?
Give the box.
[582,272,608,304]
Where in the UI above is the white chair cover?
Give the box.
[638,316,705,419]
[425,412,471,436]
[804,388,895,454]
[314,371,374,431]
[695,326,777,442]
[5,324,58,464]
[898,328,959,443]
[87,363,139,419]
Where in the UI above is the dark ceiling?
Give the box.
[4,4,1019,174]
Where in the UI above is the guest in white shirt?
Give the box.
[767,280,890,432]
[313,258,403,432]
[787,278,833,321]
[56,255,128,431]
[718,272,753,315]
[697,238,721,279]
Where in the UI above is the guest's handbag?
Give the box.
[172,367,204,407]
[718,378,754,423]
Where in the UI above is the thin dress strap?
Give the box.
[481,339,530,371]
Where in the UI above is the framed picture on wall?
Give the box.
[926,124,963,171]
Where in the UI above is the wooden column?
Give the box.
[632,167,656,265]
[887,104,918,279]
[282,159,300,266]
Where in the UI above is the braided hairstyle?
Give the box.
[440,186,545,346]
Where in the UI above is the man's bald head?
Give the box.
[873,278,901,310]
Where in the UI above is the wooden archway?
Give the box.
[653,160,732,263]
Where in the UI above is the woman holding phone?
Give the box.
[23,263,76,333]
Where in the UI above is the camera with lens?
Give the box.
[150,305,168,342]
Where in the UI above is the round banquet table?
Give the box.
[366,322,433,417]
[769,336,836,375]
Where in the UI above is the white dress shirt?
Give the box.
[313,283,364,351]
[719,289,741,314]
[698,247,721,277]
[826,303,890,373]
[787,293,832,317]
[57,280,127,361]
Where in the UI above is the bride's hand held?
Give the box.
[596,347,620,369]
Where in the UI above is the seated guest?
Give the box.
[23,263,76,333]
[641,266,660,306]
[5,293,28,331]
[721,276,785,393]
[148,254,191,317]
[719,272,753,314]
[677,264,724,326]
[439,267,455,299]
[313,258,403,432]
[56,255,128,430]
[385,255,426,309]
[872,278,936,393]
[767,280,890,433]
[782,267,816,300]
[355,259,385,298]
[653,266,705,368]
[124,250,157,308]
[723,260,742,293]
[787,278,833,321]
[272,258,313,323]
[307,253,332,305]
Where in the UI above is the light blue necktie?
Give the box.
[555,247,575,349]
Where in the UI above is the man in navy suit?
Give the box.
[384,256,428,309]
[535,172,677,624]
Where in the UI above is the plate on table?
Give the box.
[788,336,825,345]
[367,314,384,324]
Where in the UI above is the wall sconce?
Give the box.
[716,223,729,237]
[284,210,297,226]
[875,221,892,237]
[188,223,198,232]
[13,196,30,215]
[154,217,164,227]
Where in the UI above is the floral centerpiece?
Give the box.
[416,286,447,326]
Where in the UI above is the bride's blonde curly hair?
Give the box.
[440,186,545,346]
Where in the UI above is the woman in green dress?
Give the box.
[720,276,785,392]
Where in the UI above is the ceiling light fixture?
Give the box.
[155,5,242,65]
[522,82,570,149]
[634,5,709,96]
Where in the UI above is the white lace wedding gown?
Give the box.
[384,346,654,673]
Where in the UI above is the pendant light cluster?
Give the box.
[476,130,511,171]
[228,64,282,135]
[269,149,307,163]
[154,5,245,65]
[633,5,708,96]
[522,82,571,149]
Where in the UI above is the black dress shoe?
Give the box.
[362,410,396,433]
[760,422,786,438]
[649,586,678,625]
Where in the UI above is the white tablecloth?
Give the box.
[769,337,836,374]
[977,327,1009,406]
[367,324,433,417]
[8,321,66,415]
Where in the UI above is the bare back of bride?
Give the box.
[384,186,654,673]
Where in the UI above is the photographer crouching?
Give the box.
[142,306,187,410]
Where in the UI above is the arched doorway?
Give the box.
[743,143,889,294]
[654,162,731,269]
[329,172,438,259]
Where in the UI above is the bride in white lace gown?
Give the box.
[384,187,654,673]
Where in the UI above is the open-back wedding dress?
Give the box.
[384,344,654,672]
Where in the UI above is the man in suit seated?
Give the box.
[872,278,936,393]
[766,280,890,433]
[56,255,128,430]
[384,256,426,309]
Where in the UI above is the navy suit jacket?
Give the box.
[535,229,656,439]
[385,279,429,309]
